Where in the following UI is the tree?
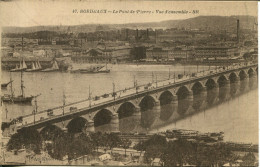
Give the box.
[134,134,167,151]
[104,133,121,150]
[50,132,71,160]
[162,140,196,167]
[68,133,94,160]
[120,138,132,157]
[7,128,42,154]
[241,152,256,166]
[89,132,103,152]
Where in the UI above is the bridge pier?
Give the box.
[230,79,240,97]
[187,90,193,104]
[241,75,250,93]
[110,113,120,133]
[193,86,207,111]
[83,120,95,133]
[133,106,141,117]
[249,73,258,89]
[177,90,193,115]
[170,95,178,106]
[154,100,161,112]
[219,79,231,101]
[207,83,219,105]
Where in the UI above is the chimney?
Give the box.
[136,29,139,41]
[237,19,240,44]
[146,28,149,39]
[126,29,129,40]
[22,37,24,51]
[155,30,157,44]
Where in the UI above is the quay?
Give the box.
[3,62,258,136]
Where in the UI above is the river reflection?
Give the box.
[96,77,258,144]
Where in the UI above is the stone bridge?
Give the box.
[5,63,258,137]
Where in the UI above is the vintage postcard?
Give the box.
[0,0,258,166]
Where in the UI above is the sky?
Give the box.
[0,0,258,27]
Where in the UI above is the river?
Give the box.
[1,63,258,144]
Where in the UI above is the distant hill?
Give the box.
[2,15,257,34]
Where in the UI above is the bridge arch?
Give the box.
[117,101,140,132]
[159,90,175,121]
[229,72,239,83]
[217,75,229,87]
[176,86,190,98]
[139,95,158,128]
[67,117,88,133]
[40,125,63,141]
[139,95,157,111]
[176,85,191,115]
[117,101,137,119]
[205,78,217,90]
[239,70,248,80]
[159,90,174,105]
[248,68,255,77]
[94,109,113,128]
[191,81,204,95]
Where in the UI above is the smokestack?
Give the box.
[146,28,149,39]
[22,37,24,51]
[237,19,240,44]
[136,29,139,41]
[126,29,129,40]
[155,30,157,44]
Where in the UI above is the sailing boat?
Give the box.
[25,61,42,72]
[10,59,27,72]
[97,62,110,73]
[78,63,110,74]
[37,60,42,70]
[41,60,59,72]
[1,72,34,104]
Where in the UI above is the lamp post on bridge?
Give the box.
[63,92,66,116]
[113,82,115,100]
[156,75,158,87]
[174,72,175,83]
[133,75,136,88]
[33,97,38,124]
[152,72,154,83]
[169,68,170,79]
[89,85,92,107]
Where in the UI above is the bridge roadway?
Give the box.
[7,62,258,134]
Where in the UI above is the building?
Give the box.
[168,47,192,61]
[146,47,169,61]
[157,34,192,42]
[194,47,239,60]
[146,47,192,61]
[71,45,132,63]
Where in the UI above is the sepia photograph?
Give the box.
[0,0,258,166]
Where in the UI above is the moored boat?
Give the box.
[1,72,35,104]
[76,64,110,74]
[41,60,59,72]
[10,59,27,72]
[25,61,42,72]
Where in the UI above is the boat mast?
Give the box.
[10,72,14,97]
[21,71,25,97]
[63,91,66,115]
[89,85,91,107]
